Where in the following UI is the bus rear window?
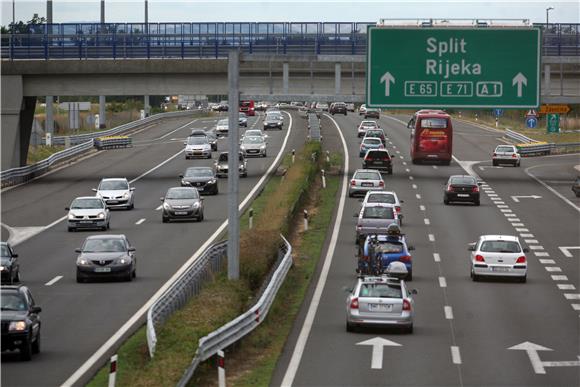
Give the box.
[420,118,448,129]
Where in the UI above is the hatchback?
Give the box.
[444,175,481,205]
[161,187,204,222]
[573,177,580,197]
[346,275,416,333]
[240,136,267,157]
[264,112,284,130]
[362,149,394,174]
[0,242,20,284]
[469,235,529,282]
[359,138,384,157]
[357,121,379,138]
[492,145,521,167]
[216,119,229,135]
[66,197,110,232]
[365,128,387,146]
[355,203,399,244]
[184,135,212,159]
[348,169,384,197]
[365,108,380,119]
[239,112,248,127]
[1,285,41,360]
[75,234,137,282]
[361,191,404,225]
[330,102,347,115]
[93,178,135,209]
[358,104,367,115]
[215,152,248,178]
[180,167,218,195]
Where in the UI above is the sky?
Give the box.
[0,0,578,26]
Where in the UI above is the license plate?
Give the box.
[194,151,201,155]
[369,304,393,312]
[492,266,509,272]
[108,200,118,204]
[361,182,373,187]
[94,267,111,273]
[80,220,93,224]
[174,211,187,215]
[457,194,470,197]
[373,161,383,164]
[197,187,204,191]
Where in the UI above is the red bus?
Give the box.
[240,100,255,116]
[409,111,453,165]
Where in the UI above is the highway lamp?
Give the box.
[546,7,554,26]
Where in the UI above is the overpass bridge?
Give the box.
[1,22,579,170]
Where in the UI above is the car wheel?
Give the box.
[471,269,479,282]
[388,169,393,175]
[492,160,497,166]
[20,338,33,361]
[199,212,204,222]
[519,275,527,283]
[128,202,134,210]
[444,198,450,205]
[68,227,75,232]
[406,325,414,334]
[124,270,133,282]
[406,270,412,281]
[348,192,353,198]
[474,200,481,206]
[399,218,403,226]
[15,271,20,283]
[32,331,40,354]
[346,321,355,333]
[162,216,169,223]
[516,161,521,167]
[133,268,137,279]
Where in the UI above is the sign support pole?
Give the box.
[227,49,240,280]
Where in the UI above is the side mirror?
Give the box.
[468,245,476,251]
[477,182,483,186]
[128,247,136,252]
[523,247,530,253]
[179,174,184,178]
[12,254,18,258]
[31,306,42,314]
[160,197,165,201]
[358,199,363,203]
[353,213,359,217]
[400,200,405,203]
[391,155,396,158]
[410,289,418,295]
[342,286,353,293]
[75,248,82,253]
[183,141,187,145]
[130,187,135,191]
[92,188,97,192]
[408,245,415,251]
[65,207,70,211]
[200,197,205,201]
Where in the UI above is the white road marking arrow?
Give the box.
[509,341,580,374]
[512,73,528,97]
[559,246,580,258]
[511,195,542,203]
[356,337,402,369]
[479,165,503,170]
[380,72,395,97]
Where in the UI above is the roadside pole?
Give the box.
[227,49,240,280]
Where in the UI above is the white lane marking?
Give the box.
[512,223,525,227]
[433,253,441,262]
[424,218,431,225]
[530,245,544,250]
[494,201,505,205]
[558,284,576,290]
[507,218,521,222]
[535,252,550,257]
[546,267,562,272]
[572,304,580,311]
[45,275,63,286]
[444,306,454,320]
[439,277,447,287]
[135,218,146,225]
[420,205,426,211]
[500,209,513,213]
[64,111,295,387]
[525,239,539,244]
[412,184,418,189]
[281,113,349,387]
[517,230,531,234]
[396,150,401,154]
[559,246,580,258]
[409,176,414,180]
[157,118,199,140]
[433,165,438,169]
[451,346,462,364]
[155,205,163,211]
[504,213,516,217]
[539,259,556,264]
[552,275,568,281]
[525,165,580,213]
[428,234,435,242]
[497,205,509,208]
[405,168,411,173]
[393,145,397,149]
[402,161,408,166]
[416,194,422,199]
[564,294,580,300]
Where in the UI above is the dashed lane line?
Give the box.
[539,259,556,264]
[451,346,462,365]
[535,252,550,257]
[546,267,563,272]
[552,275,569,281]
[416,194,422,200]
[428,234,435,242]
[420,205,426,211]
[433,253,441,262]
[439,277,447,287]
[135,218,146,225]
[564,294,580,300]
[558,284,576,290]
[424,218,431,225]
[45,276,63,286]
[444,306,454,319]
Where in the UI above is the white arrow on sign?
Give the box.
[559,246,580,258]
[380,72,395,97]
[356,337,402,369]
[509,341,580,374]
[512,73,528,98]
[511,195,542,203]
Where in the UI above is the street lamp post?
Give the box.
[546,7,554,26]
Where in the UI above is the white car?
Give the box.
[357,120,379,138]
[359,104,367,115]
[216,119,229,135]
[469,235,529,282]
[348,169,384,197]
[184,135,212,159]
[93,178,135,210]
[66,197,111,232]
[361,191,404,225]
[492,145,521,167]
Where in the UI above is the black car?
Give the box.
[1,242,20,284]
[1,285,41,360]
[330,102,347,115]
[362,149,395,174]
[161,187,204,222]
[444,175,481,206]
[365,108,380,119]
[180,167,219,195]
[263,112,283,130]
[75,234,137,282]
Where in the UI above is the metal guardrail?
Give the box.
[505,129,538,144]
[94,136,132,150]
[176,235,292,386]
[505,129,580,156]
[146,240,228,358]
[308,112,322,142]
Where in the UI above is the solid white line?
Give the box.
[552,275,568,281]
[433,165,438,169]
[129,149,184,185]
[525,165,580,214]
[64,111,295,387]
[45,275,63,286]
[412,184,418,189]
[572,304,580,311]
[281,113,349,387]
[157,118,199,140]
[451,346,462,364]
[539,259,556,264]
[439,277,447,287]
[525,239,539,244]
[535,252,550,257]
[546,267,562,272]
[420,205,426,211]
[564,294,580,300]
[558,284,576,290]
[135,218,146,225]
[409,176,414,180]
[155,205,163,211]
[444,306,453,319]
[416,194,422,199]
[424,218,431,225]
[428,234,435,242]
[433,253,441,262]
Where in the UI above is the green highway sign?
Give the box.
[547,113,560,133]
[366,27,541,108]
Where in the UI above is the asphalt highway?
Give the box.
[275,112,580,386]
[1,111,307,386]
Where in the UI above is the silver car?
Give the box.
[357,120,379,137]
[348,169,384,197]
[240,136,267,157]
[216,119,229,136]
[361,191,404,225]
[161,187,204,223]
[492,145,521,167]
[239,112,248,127]
[355,202,399,244]
[184,135,212,159]
[346,275,416,333]
[93,178,135,209]
[66,196,111,232]
[469,235,529,282]
[242,129,268,141]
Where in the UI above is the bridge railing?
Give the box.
[1,22,578,59]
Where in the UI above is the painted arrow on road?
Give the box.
[511,195,542,203]
[512,72,528,98]
[559,246,580,258]
[509,341,580,374]
[479,165,503,171]
[380,72,395,97]
[356,337,402,369]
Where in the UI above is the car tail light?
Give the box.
[475,254,485,262]
[493,152,497,157]
[379,181,384,187]
[512,153,517,158]
[402,299,411,311]
[516,256,526,263]
[356,225,362,231]
[395,206,401,213]
[447,185,454,192]
[364,156,371,161]
[399,255,411,262]
[379,144,384,149]
[350,297,359,309]
[472,186,479,193]
[351,179,356,186]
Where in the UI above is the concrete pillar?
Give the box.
[100,0,105,24]
[47,1,53,23]
[144,95,150,117]
[99,95,106,128]
[283,62,289,95]
[544,64,551,96]
[45,96,54,134]
[335,62,341,95]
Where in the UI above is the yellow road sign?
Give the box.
[539,105,570,114]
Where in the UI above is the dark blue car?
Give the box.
[360,234,414,280]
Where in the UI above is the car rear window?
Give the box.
[450,177,476,185]
[363,138,382,145]
[368,193,395,204]
[480,240,521,253]
[367,150,389,159]
[376,242,404,253]
[361,121,377,127]
[355,171,381,180]
[363,206,394,219]
[496,146,515,152]
[359,283,402,298]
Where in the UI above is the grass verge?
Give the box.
[26,145,65,164]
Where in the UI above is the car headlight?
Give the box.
[9,321,27,331]
[240,146,246,151]
[77,258,89,265]
[123,192,129,199]
[208,178,216,184]
[260,145,266,149]
[97,212,105,219]
[0,266,6,271]
[181,180,189,185]
[118,257,131,265]
[163,202,172,210]
[68,213,76,220]
[193,202,200,208]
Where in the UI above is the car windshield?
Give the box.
[450,177,476,185]
[377,242,404,253]
[355,172,380,180]
[244,130,262,136]
[1,244,11,258]
[82,238,126,253]
[267,114,281,120]
[166,188,199,200]
[217,119,228,126]
[363,138,382,145]
[243,136,263,144]
[367,130,382,137]
[99,180,128,190]
[239,113,247,118]
[361,122,377,127]
[367,151,389,159]
[496,146,515,152]
[185,168,213,178]
[363,207,394,219]
[187,136,207,145]
[359,283,402,298]
[0,293,27,311]
[368,194,396,204]
[71,198,104,209]
[480,240,521,253]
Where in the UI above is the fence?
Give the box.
[176,235,292,387]
[505,129,580,156]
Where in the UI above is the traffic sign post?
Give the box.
[547,113,560,133]
[366,27,541,108]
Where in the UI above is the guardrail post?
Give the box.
[108,354,118,387]
[292,149,295,164]
[326,150,330,163]
[248,208,254,230]
[217,350,226,387]
[321,169,326,189]
[303,210,308,231]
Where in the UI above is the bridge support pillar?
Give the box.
[99,95,106,128]
[283,62,289,95]
[335,62,341,95]
[144,95,150,117]
[45,96,54,134]
[544,64,551,96]
[1,75,36,170]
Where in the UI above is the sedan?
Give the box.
[180,167,218,195]
[93,177,135,209]
[359,137,384,157]
[216,119,229,136]
[0,242,20,284]
[1,285,42,360]
[365,108,381,119]
[75,234,137,282]
[358,104,367,115]
[348,169,384,197]
[444,175,481,206]
[264,112,284,130]
[184,135,212,159]
[66,197,110,232]
[357,120,379,138]
[240,136,267,157]
[492,145,521,167]
[469,235,529,282]
[161,187,204,222]
[346,275,415,333]
[361,191,404,225]
[215,152,248,178]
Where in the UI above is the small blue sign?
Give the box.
[526,116,538,129]
[494,108,504,117]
